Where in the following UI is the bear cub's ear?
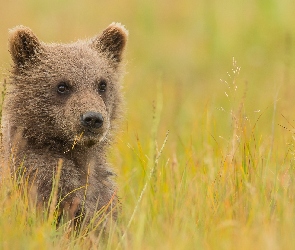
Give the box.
[9,26,43,67]
[91,23,128,64]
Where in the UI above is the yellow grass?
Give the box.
[1,0,295,249]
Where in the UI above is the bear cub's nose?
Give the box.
[81,111,104,129]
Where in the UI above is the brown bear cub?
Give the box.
[1,23,128,229]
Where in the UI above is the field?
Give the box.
[1,0,295,249]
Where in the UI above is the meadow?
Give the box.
[1,0,295,249]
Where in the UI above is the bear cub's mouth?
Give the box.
[79,127,108,146]
[84,128,99,135]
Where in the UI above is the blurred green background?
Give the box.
[1,1,295,249]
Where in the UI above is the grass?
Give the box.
[1,0,295,249]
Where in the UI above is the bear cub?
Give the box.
[1,23,128,228]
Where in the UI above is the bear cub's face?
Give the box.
[8,24,128,148]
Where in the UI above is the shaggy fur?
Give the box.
[1,23,128,227]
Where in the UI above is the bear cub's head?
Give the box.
[7,23,128,149]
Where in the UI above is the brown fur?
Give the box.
[1,23,128,228]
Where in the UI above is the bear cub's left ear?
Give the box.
[8,26,43,67]
[91,23,128,64]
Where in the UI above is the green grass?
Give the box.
[1,0,295,249]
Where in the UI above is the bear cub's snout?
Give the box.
[81,111,104,130]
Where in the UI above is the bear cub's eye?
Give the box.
[57,82,69,94]
[98,80,107,93]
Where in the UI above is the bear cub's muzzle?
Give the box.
[81,111,104,131]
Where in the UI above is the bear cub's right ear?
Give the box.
[9,26,43,67]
